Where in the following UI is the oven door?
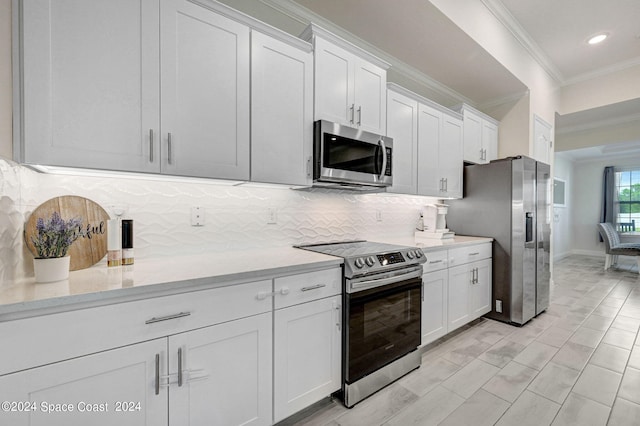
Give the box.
[345,272,422,384]
[314,120,392,187]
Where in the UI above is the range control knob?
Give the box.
[415,250,423,258]
[406,250,415,259]
[365,256,376,267]
[354,258,365,269]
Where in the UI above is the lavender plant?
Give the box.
[31,212,83,258]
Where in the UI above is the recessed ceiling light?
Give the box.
[588,33,608,45]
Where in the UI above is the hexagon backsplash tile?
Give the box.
[0,159,440,282]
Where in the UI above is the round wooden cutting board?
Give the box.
[25,196,110,271]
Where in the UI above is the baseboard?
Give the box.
[570,249,604,258]
[553,251,572,261]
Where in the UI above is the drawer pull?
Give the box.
[301,284,327,292]
[145,311,191,324]
[469,252,480,256]
[429,260,443,264]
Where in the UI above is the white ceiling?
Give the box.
[498,0,640,83]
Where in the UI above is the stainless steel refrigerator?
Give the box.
[447,156,551,325]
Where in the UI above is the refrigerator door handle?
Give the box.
[525,212,534,243]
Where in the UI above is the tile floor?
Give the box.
[283,255,640,425]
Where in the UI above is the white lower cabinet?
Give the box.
[274,295,341,423]
[169,312,272,426]
[421,243,493,345]
[421,269,448,345]
[0,339,168,426]
[470,259,492,319]
[0,314,272,426]
[447,263,473,332]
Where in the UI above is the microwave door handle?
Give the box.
[378,139,387,180]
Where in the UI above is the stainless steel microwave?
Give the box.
[313,120,393,189]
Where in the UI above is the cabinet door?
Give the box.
[462,110,483,164]
[448,264,472,333]
[417,103,442,196]
[21,0,160,172]
[386,90,418,194]
[168,312,272,426]
[251,32,313,185]
[440,114,464,198]
[0,339,167,426]
[470,259,492,319]
[422,269,448,345]
[482,120,498,163]
[274,296,341,423]
[161,0,250,179]
[314,37,353,126]
[353,59,387,134]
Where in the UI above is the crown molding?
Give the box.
[480,0,564,84]
[260,0,475,107]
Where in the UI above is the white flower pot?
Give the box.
[33,256,70,283]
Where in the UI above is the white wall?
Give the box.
[560,64,640,115]
[556,120,640,152]
[0,0,11,159]
[552,154,573,260]
[571,154,640,256]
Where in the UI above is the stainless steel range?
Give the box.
[295,240,425,407]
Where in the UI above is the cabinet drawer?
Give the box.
[274,267,342,309]
[0,279,272,376]
[448,243,492,266]
[422,249,448,272]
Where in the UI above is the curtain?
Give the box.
[600,166,615,241]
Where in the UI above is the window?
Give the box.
[615,169,640,231]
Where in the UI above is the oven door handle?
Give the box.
[348,267,422,293]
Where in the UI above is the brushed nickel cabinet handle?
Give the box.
[145,311,191,324]
[155,353,160,395]
[177,347,183,387]
[168,132,173,165]
[350,104,355,123]
[149,129,154,163]
[357,106,362,126]
[301,284,327,292]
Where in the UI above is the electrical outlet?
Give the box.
[376,210,383,222]
[496,300,503,313]
[191,206,205,226]
[267,207,277,224]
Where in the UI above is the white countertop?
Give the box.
[1,235,491,320]
[0,247,342,320]
[383,235,493,252]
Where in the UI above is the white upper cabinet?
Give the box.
[303,24,389,135]
[20,0,160,172]
[161,0,250,180]
[387,84,463,198]
[250,31,313,186]
[457,104,499,164]
[19,0,252,180]
[386,89,419,194]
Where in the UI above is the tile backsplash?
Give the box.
[0,158,440,283]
